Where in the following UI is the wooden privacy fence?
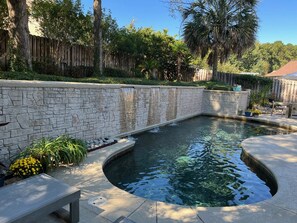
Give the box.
[195,70,265,91]
[193,69,213,81]
[213,72,237,86]
[212,72,268,92]
[214,72,297,103]
[104,53,136,74]
[273,78,297,103]
[31,35,94,77]
[194,69,245,86]
[194,69,297,103]
[0,30,136,77]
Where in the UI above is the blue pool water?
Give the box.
[104,117,289,207]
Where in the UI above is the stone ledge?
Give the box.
[203,89,249,94]
[0,80,205,90]
[202,113,297,131]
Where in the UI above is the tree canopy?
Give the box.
[28,0,192,80]
[182,0,259,75]
[220,41,297,74]
[1,0,297,77]
[0,0,8,29]
[109,25,192,80]
[31,0,93,45]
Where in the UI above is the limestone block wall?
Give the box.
[0,80,204,163]
[202,90,249,115]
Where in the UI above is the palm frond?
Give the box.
[182,0,258,72]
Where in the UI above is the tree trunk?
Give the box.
[152,68,158,80]
[93,0,103,76]
[6,0,32,71]
[212,48,218,77]
[177,55,182,81]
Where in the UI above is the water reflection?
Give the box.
[104,117,290,207]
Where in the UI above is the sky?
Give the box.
[82,0,297,45]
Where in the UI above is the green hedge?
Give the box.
[234,75,273,90]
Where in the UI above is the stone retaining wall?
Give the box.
[0,80,206,162]
[0,80,249,163]
[202,90,249,116]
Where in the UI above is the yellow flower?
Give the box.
[10,156,41,178]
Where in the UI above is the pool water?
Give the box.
[104,117,289,207]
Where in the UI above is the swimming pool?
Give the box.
[104,116,289,207]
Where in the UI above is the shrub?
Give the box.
[249,85,272,108]
[10,156,43,178]
[199,81,232,91]
[32,60,61,76]
[233,75,273,90]
[22,138,61,170]
[54,135,87,165]
[103,67,130,77]
[21,135,87,171]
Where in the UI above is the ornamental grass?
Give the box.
[18,135,87,172]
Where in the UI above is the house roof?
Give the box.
[284,72,297,80]
[266,60,297,77]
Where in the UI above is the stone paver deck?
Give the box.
[50,115,297,223]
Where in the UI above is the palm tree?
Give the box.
[171,40,189,81]
[93,0,103,76]
[182,0,258,76]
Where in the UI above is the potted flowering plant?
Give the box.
[252,109,262,117]
[9,156,43,179]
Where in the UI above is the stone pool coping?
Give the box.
[50,115,297,223]
[0,79,205,90]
